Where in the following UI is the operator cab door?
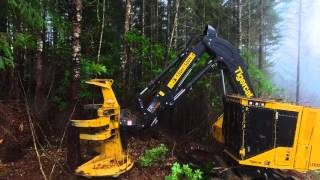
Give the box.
[244,107,298,167]
[244,107,275,159]
[294,109,316,170]
[274,110,298,167]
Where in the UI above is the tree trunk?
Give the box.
[141,0,145,36]
[34,36,44,112]
[184,7,187,48]
[122,0,132,102]
[296,0,302,104]
[165,0,172,64]
[97,0,106,63]
[203,0,205,29]
[70,0,82,102]
[34,3,46,114]
[0,1,6,32]
[68,0,82,170]
[173,0,178,51]
[247,0,251,49]
[238,0,242,49]
[168,0,179,52]
[4,6,18,99]
[156,0,159,42]
[258,0,264,70]
[167,0,171,44]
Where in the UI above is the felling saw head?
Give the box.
[71,79,134,177]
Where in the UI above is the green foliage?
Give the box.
[8,0,44,31]
[14,33,37,50]
[0,31,38,71]
[62,70,71,87]
[191,53,211,88]
[52,70,70,111]
[165,162,203,180]
[201,162,215,180]
[81,57,107,77]
[52,96,67,111]
[241,48,276,96]
[80,57,108,99]
[125,29,169,61]
[138,144,168,167]
[0,0,283,145]
[125,29,176,87]
[0,34,14,71]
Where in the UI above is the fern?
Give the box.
[138,144,168,167]
[0,34,14,71]
[165,162,203,180]
[81,56,108,77]
[14,33,37,50]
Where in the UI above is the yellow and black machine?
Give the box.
[214,95,320,172]
[71,79,133,177]
[71,25,320,177]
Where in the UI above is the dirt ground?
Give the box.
[0,101,189,180]
[0,102,319,180]
[0,126,227,180]
[0,131,180,180]
[1,130,320,180]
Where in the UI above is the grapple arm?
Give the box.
[133,25,255,129]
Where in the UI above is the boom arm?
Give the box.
[135,25,255,128]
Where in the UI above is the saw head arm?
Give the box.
[123,25,255,129]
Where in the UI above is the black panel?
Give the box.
[223,99,243,159]
[276,110,298,147]
[223,96,299,161]
[244,107,275,158]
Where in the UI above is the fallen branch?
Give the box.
[49,101,78,177]
[18,74,47,180]
[48,164,56,180]
[171,141,176,158]
[97,0,106,63]
[25,99,48,180]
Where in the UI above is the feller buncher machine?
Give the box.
[71,25,320,177]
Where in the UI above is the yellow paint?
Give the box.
[234,66,254,97]
[71,79,133,177]
[213,114,224,144]
[214,95,320,172]
[159,90,165,96]
[167,52,196,89]
[72,116,110,127]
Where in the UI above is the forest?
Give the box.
[0,0,320,179]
